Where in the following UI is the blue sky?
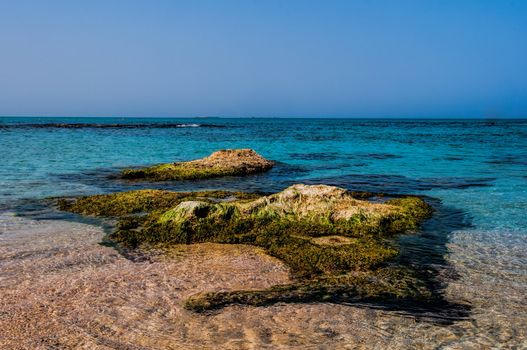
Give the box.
[0,1,526,118]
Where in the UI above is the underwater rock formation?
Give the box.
[121,149,274,181]
[58,184,434,311]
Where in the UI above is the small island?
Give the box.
[58,184,434,311]
[121,149,274,181]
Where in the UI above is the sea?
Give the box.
[0,117,525,348]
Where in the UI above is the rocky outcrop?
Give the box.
[121,149,274,181]
[58,184,434,311]
[57,189,261,217]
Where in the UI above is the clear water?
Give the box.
[1,117,526,347]
[2,117,526,229]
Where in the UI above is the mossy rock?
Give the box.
[57,189,262,217]
[122,149,274,181]
[185,266,435,312]
[57,184,434,311]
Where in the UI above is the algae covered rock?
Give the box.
[184,266,434,312]
[108,184,431,275]
[142,184,432,242]
[57,189,262,217]
[122,149,274,181]
[57,184,434,311]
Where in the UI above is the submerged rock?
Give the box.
[121,149,274,181]
[57,184,434,311]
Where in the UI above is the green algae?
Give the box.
[57,189,262,217]
[57,184,433,311]
[185,267,434,312]
[122,163,237,181]
[112,215,399,276]
[121,149,274,181]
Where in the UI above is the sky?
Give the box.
[0,0,526,118]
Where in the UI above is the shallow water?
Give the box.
[1,117,526,348]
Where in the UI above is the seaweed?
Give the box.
[57,189,262,216]
[185,267,434,312]
[57,184,434,311]
[121,149,274,181]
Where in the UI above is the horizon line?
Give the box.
[1,115,526,120]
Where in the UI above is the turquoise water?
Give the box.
[2,117,526,229]
[1,117,526,345]
[2,117,526,248]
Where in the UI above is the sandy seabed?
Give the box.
[0,213,525,349]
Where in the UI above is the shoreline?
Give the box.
[1,212,524,349]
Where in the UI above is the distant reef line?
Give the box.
[0,123,225,129]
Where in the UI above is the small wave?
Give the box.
[289,152,402,161]
[303,174,496,193]
[177,123,201,128]
[0,123,224,129]
[485,154,527,166]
